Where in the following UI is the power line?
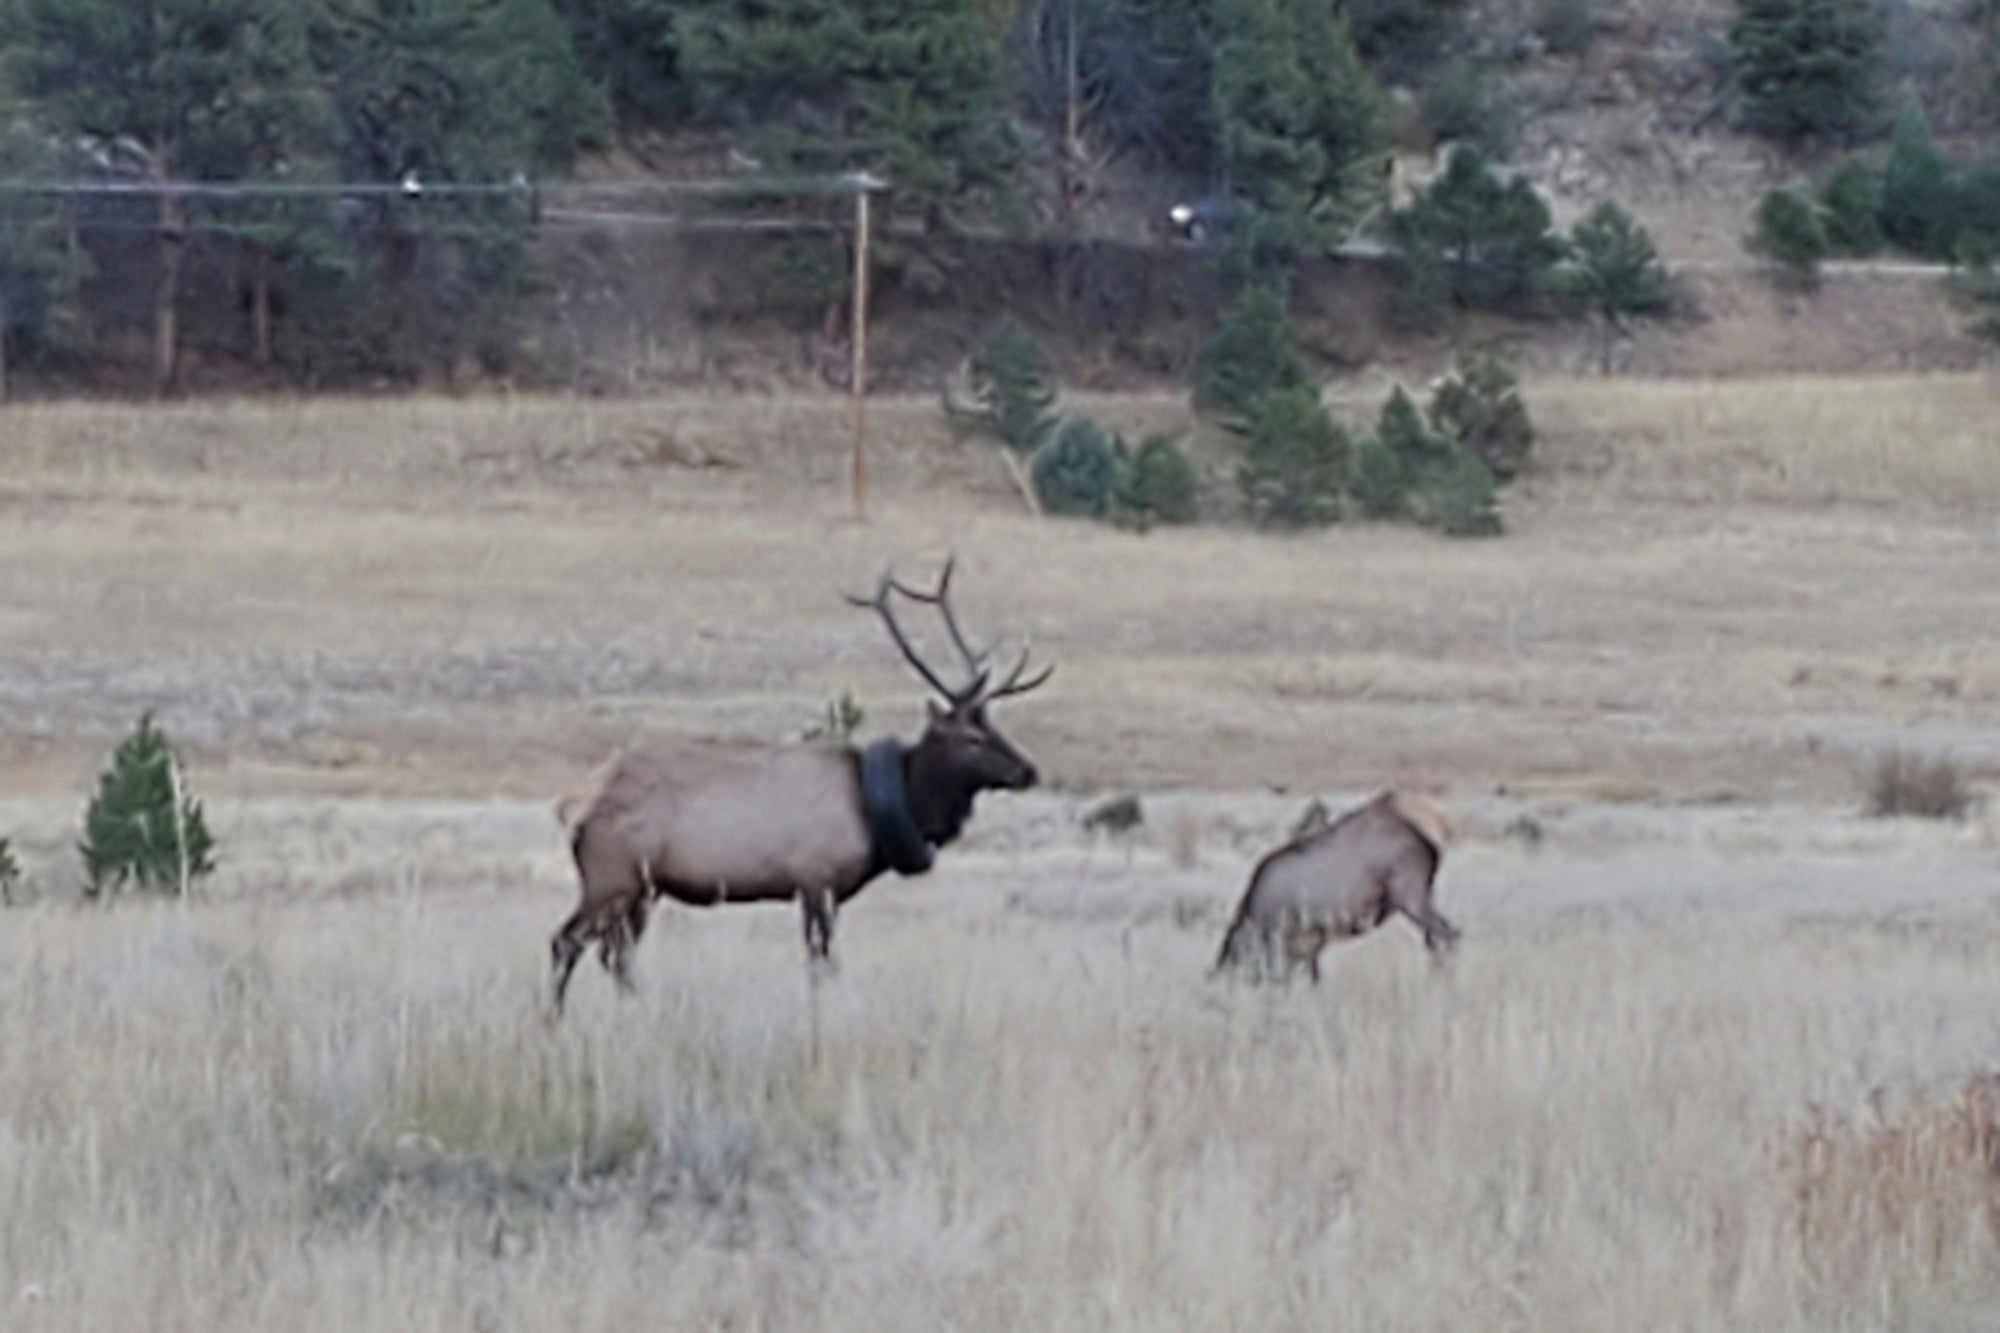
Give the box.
[0,170,886,200]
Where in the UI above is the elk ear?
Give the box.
[926,699,945,723]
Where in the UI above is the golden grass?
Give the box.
[1,374,1998,806]
[2,375,2000,1325]
[6,863,2000,1331]
[1521,372,2000,509]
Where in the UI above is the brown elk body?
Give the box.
[1214,791,1458,983]
[549,561,1050,1014]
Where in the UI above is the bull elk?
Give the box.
[1214,791,1459,984]
[548,559,1052,1014]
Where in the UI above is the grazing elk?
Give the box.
[1214,791,1459,984]
[548,559,1052,1014]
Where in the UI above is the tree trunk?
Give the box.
[251,246,272,367]
[154,186,186,396]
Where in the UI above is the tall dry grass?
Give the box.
[7,874,2000,1331]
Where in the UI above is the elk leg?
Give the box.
[1388,867,1460,954]
[798,886,838,967]
[599,895,649,994]
[549,909,592,1016]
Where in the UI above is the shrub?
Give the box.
[80,714,215,899]
[944,318,1059,453]
[1819,159,1884,255]
[1730,0,1882,144]
[1192,282,1310,422]
[1113,434,1201,528]
[1428,349,1535,481]
[1866,748,1974,820]
[1750,187,1828,288]
[1536,0,1594,56]
[802,691,865,744]
[0,836,18,904]
[1032,416,1123,516]
[1239,386,1350,528]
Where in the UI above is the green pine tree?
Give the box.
[1729,0,1882,144]
[80,714,216,899]
[1207,0,1385,264]
[1819,158,1884,255]
[1879,97,1960,260]
[1192,281,1309,422]
[1557,201,1671,372]
[0,121,71,401]
[675,0,1020,230]
[1428,349,1535,481]
[1751,186,1829,288]
[946,318,1060,453]
[9,0,326,392]
[1392,145,1565,311]
[309,0,608,378]
[1239,385,1349,528]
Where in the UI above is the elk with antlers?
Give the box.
[547,559,1052,1014]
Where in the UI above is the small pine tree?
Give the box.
[1193,282,1310,422]
[1239,386,1350,527]
[946,318,1060,453]
[1392,145,1566,312]
[1351,435,1411,518]
[1557,201,1671,371]
[1879,97,1960,260]
[1032,416,1123,516]
[1359,383,1504,533]
[1113,434,1201,528]
[1750,187,1828,289]
[1819,159,1884,255]
[1353,385,1444,518]
[1428,350,1535,481]
[80,714,216,899]
[1413,450,1503,536]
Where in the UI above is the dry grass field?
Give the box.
[4,372,2000,1330]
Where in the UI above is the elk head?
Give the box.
[846,559,1053,840]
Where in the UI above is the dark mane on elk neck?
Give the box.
[547,556,1053,1016]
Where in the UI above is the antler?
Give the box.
[883,557,992,684]
[844,557,1054,708]
[844,561,987,707]
[984,638,1055,704]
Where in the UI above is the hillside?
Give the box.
[7,0,2000,396]
[519,0,2000,395]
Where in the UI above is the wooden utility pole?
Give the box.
[849,179,875,519]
